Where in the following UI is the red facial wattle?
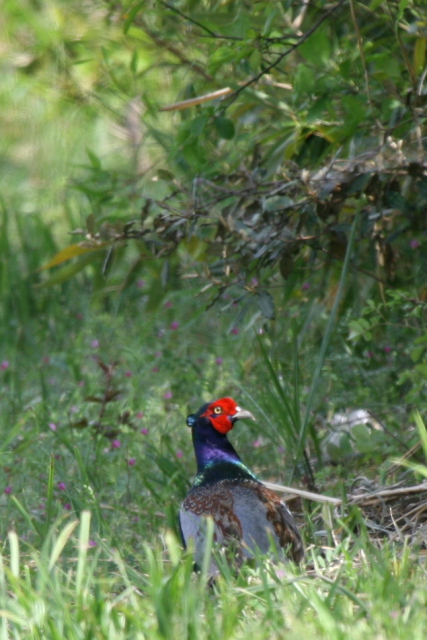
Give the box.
[201,397,238,434]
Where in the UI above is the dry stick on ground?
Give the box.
[265,480,427,507]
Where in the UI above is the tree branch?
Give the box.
[223,0,347,108]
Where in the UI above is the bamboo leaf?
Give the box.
[39,242,110,271]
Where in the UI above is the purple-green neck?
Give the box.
[191,417,257,486]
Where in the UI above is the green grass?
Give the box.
[0,292,426,639]
[2,2,427,635]
[2,514,427,639]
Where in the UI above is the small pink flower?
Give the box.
[54,454,61,460]
[384,345,392,353]
[49,422,57,432]
[253,439,262,448]
[127,458,136,466]
[231,327,239,335]
[258,328,264,335]
[152,367,159,373]
[176,450,183,458]
[164,391,173,399]
[137,279,146,288]
[4,486,12,495]
[366,351,374,359]
[88,540,97,548]
[141,428,148,435]
[125,371,132,377]
[170,321,179,330]
[164,301,173,308]
[64,503,72,511]
[251,278,259,286]
[112,439,121,449]
[215,357,223,365]
[57,482,66,491]
[302,282,311,290]
[91,340,100,349]
[78,380,85,387]
[132,515,140,522]
[410,239,420,249]
[155,351,162,358]
[136,412,144,418]
[1,360,10,371]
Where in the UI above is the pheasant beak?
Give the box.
[232,407,255,422]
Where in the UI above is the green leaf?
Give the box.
[214,117,235,140]
[189,115,208,136]
[257,290,275,319]
[123,2,145,34]
[299,28,331,66]
[85,147,102,170]
[414,38,426,73]
[38,252,101,287]
[294,65,315,96]
[249,49,262,72]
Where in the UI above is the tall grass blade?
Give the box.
[291,213,359,479]
[7,532,19,578]
[48,520,79,572]
[413,410,427,462]
[76,511,91,593]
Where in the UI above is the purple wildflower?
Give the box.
[49,422,57,432]
[176,450,183,459]
[4,486,12,495]
[215,357,223,365]
[127,458,136,466]
[170,321,179,330]
[111,439,121,449]
[1,361,9,371]
[164,391,173,399]
[57,482,66,491]
[141,428,148,435]
[91,339,100,349]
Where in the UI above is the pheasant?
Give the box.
[179,397,304,575]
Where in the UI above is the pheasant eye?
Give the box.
[213,406,222,415]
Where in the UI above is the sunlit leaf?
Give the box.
[40,243,110,270]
